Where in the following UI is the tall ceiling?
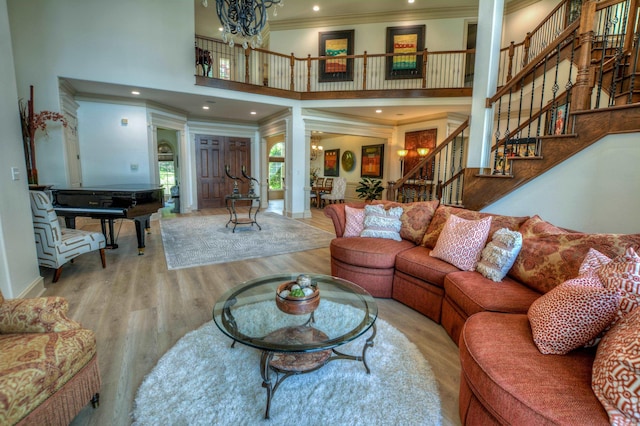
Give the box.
[67,0,522,126]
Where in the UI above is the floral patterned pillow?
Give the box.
[509,232,640,294]
[421,205,527,249]
[374,200,439,244]
[592,306,640,425]
[518,215,568,237]
[429,214,492,271]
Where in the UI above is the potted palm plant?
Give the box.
[355,177,384,201]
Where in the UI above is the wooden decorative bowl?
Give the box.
[275,282,320,315]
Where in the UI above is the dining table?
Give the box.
[311,185,332,207]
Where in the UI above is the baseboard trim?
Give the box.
[20,275,45,298]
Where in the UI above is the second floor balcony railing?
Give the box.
[195,35,475,97]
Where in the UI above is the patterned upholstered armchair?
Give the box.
[321,177,347,206]
[29,191,106,283]
[0,290,101,425]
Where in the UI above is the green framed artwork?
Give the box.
[341,150,355,171]
[386,25,425,80]
[318,30,355,82]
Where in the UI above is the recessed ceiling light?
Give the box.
[375,109,382,113]
[202,106,210,110]
[131,91,140,95]
[313,5,320,12]
[250,111,257,115]
[408,0,415,3]
[218,27,223,32]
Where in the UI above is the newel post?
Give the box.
[290,53,295,91]
[422,49,428,88]
[572,0,597,112]
[362,51,368,91]
[306,54,311,92]
[244,47,251,84]
[506,41,515,82]
[523,32,531,66]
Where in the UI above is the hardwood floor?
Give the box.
[40,202,461,425]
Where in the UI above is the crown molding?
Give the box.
[506,0,542,14]
[269,7,479,32]
[269,0,542,32]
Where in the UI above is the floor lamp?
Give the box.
[398,149,409,178]
[397,149,409,202]
[417,147,430,179]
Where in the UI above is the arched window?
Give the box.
[158,142,175,198]
[268,142,284,190]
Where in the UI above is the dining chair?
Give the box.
[29,191,107,283]
[321,177,346,207]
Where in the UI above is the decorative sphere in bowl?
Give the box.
[276,281,320,315]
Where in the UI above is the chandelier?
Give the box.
[215,0,284,49]
[310,135,323,161]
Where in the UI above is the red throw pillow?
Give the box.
[528,274,620,355]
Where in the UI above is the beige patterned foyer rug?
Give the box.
[160,213,335,270]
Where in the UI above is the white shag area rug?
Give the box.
[132,300,442,425]
[160,213,335,270]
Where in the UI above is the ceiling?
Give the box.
[65,0,491,126]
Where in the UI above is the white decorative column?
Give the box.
[467,0,505,169]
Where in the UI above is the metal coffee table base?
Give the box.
[258,323,376,419]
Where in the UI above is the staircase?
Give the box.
[389,0,640,210]
[462,103,640,210]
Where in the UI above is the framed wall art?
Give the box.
[341,150,355,172]
[324,149,340,176]
[404,128,436,179]
[547,102,569,135]
[385,25,425,80]
[318,30,355,82]
[361,144,384,178]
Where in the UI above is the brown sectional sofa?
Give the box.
[324,201,640,425]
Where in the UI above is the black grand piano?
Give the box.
[51,184,164,255]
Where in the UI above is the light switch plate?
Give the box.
[11,167,20,181]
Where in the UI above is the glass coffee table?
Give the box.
[212,273,378,419]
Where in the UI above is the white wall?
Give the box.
[7,0,194,188]
[270,18,470,59]
[0,0,43,299]
[483,133,640,234]
[77,101,152,186]
[502,0,559,46]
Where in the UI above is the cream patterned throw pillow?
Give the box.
[343,205,365,237]
[429,214,492,271]
[360,204,403,241]
[476,228,523,282]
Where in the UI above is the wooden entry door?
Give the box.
[196,135,251,208]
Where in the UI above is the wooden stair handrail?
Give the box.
[488,20,581,107]
[390,119,469,193]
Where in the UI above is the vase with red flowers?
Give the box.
[19,85,68,185]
